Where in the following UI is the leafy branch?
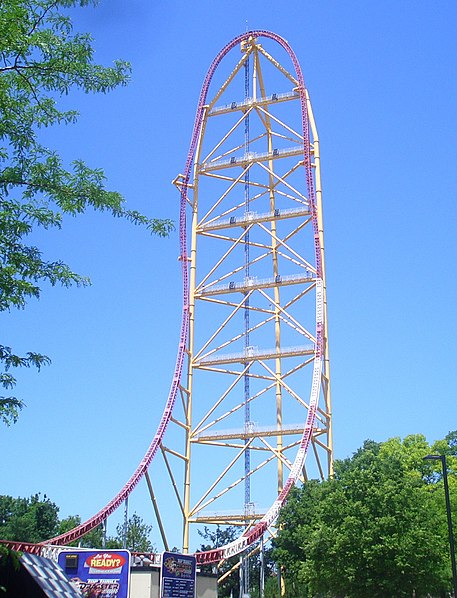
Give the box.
[0,0,174,423]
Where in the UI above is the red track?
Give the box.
[4,31,324,564]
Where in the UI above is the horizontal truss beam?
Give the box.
[208,91,300,116]
[199,146,304,172]
[194,345,314,366]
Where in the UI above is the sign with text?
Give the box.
[57,549,130,598]
[160,551,196,598]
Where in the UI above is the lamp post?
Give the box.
[424,454,457,597]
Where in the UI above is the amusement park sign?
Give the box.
[160,551,196,598]
[57,549,131,598]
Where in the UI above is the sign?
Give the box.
[57,549,130,598]
[160,551,196,598]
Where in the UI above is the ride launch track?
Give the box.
[5,31,332,567]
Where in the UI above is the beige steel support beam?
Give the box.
[160,446,185,516]
[145,471,169,552]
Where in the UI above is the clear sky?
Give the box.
[2,0,457,551]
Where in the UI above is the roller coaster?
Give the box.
[6,30,332,570]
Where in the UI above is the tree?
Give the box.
[0,0,173,424]
[107,513,155,553]
[0,493,59,543]
[0,495,155,553]
[273,435,452,598]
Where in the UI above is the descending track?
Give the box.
[40,30,332,564]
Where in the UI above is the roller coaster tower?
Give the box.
[7,32,331,576]
[172,30,332,558]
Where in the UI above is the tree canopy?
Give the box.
[0,493,59,543]
[0,0,173,424]
[273,433,457,598]
[0,494,155,553]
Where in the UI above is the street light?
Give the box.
[424,454,457,597]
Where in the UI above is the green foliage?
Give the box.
[0,0,174,423]
[0,495,154,553]
[273,434,455,598]
[431,431,457,470]
[0,345,50,424]
[107,513,155,553]
[0,493,59,543]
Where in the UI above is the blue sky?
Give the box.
[2,0,457,550]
